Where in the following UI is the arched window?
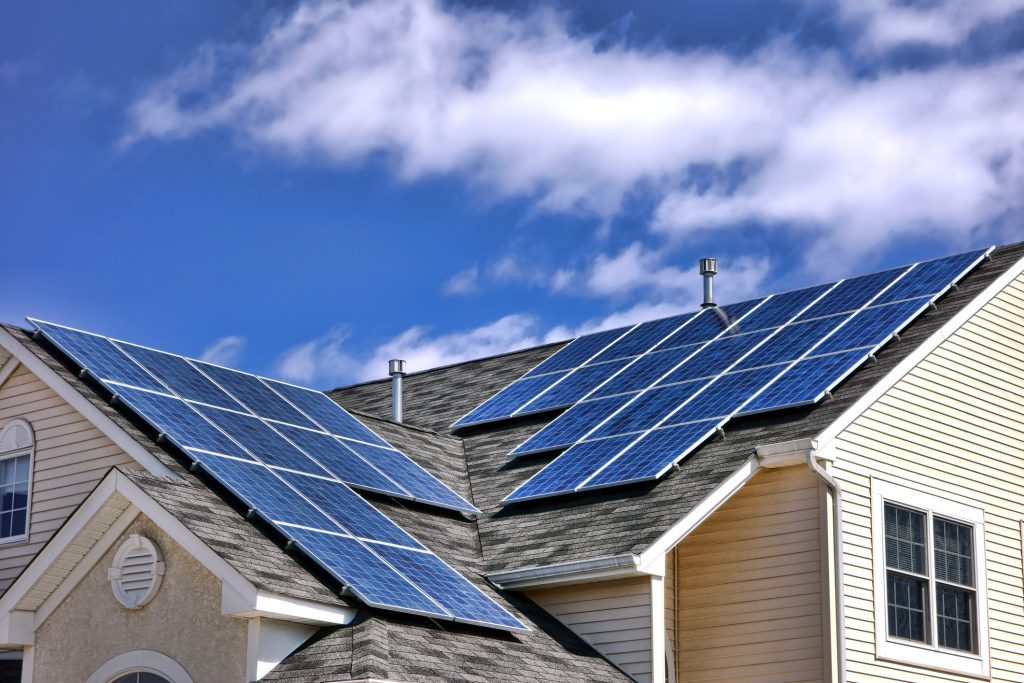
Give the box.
[0,419,33,542]
[111,674,171,683]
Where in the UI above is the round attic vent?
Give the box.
[108,534,165,609]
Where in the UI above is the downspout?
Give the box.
[807,451,847,683]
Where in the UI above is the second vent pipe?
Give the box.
[389,359,406,423]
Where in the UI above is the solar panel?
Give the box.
[492,247,990,503]
[523,326,631,378]
[586,313,696,363]
[516,359,630,414]
[452,371,569,427]
[27,319,526,632]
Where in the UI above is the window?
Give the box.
[872,479,989,678]
[0,419,33,543]
[111,674,171,683]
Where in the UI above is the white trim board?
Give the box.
[816,250,1024,452]
[0,326,177,479]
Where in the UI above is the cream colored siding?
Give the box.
[831,273,1024,682]
[528,576,653,682]
[671,466,825,682]
[0,364,135,594]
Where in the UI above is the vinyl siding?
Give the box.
[671,465,826,682]
[528,576,654,682]
[830,273,1024,682]
[0,363,136,594]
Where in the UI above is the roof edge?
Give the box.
[488,554,644,590]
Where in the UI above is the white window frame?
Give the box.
[0,418,34,546]
[85,650,193,683]
[871,477,990,678]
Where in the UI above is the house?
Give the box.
[0,242,1021,682]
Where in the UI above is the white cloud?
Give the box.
[126,0,1024,269]
[199,335,247,366]
[443,265,479,295]
[826,0,1024,52]
[276,314,547,385]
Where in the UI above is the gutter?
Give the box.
[756,439,846,683]
[488,554,644,590]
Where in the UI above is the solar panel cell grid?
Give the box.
[453,371,569,426]
[273,424,406,496]
[587,379,707,440]
[195,406,329,476]
[506,434,638,501]
[277,470,422,548]
[517,360,629,413]
[523,326,629,378]
[370,543,527,630]
[738,348,869,415]
[734,313,849,370]
[654,329,772,385]
[662,364,785,425]
[111,385,254,461]
[116,342,244,410]
[796,266,909,321]
[345,441,476,513]
[511,393,636,455]
[31,322,166,391]
[265,380,391,447]
[736,284,832,332]
[874,250,986,304]
[587,313,696,363]
[812,297,929,356]
[581,419,722,488]
[657,299,764,350]
[589,345,702,398]
[283,526,448,617]
[194,362,319,429]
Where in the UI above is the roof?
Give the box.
[8,241,1024,682]
[2,324,628,683]
[330,242,1024,572]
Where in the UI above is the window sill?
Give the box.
[877,639,990,680]
[0,535,29,548]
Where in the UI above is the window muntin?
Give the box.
[111,674,171,683]
[883,502,978,654]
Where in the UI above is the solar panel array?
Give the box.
[450,249,990,504]
[28,320,526,632]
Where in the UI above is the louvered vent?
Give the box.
[108,534,165,609]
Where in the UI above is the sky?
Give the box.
[2,0,1023,389]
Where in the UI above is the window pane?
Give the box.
[10,509,25,538]
[885,504,926,574]
[887,572,928,642]
[934,517,973,587]
[936,584,975,652]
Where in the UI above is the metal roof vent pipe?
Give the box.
[389,359,406,423]
[699,258,718,309]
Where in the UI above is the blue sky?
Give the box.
[2,0,1022,388]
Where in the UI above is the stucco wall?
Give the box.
[32,515,247,683]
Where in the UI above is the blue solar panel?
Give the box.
[511,393,636,455]
[30,321,165,391]
[874,250,987,304]
[277,471,422,548]
[523,326,630,378]
[657,299,764,349]
[587,380,707,440]
[344,441,477,513]
[506,434,638,502]
[797,266,909,321]
[273,424,406,497]
[590,345,701,398]
[655,330,772,385]
[264,380,390,447]
[370,543,527,630]
[518,360,629,413]
[737,284,832,332]
[194,361,318,429]
[587,314,696,363]
[812,298,929,356]
[195,405,329,476]
[734,314,849,370]
[666,365,784,424]
[196,454,336,530]
[283,526,448,618]
[116,342,244,410]
[581,420,721,488]
[452,371,569,427]
[111,386,253,460]
[738,348,869,415]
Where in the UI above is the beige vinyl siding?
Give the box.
[672,465,825,682]
[831,273,1024,682]
[528,576,654,682]
[0,364,136,594]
